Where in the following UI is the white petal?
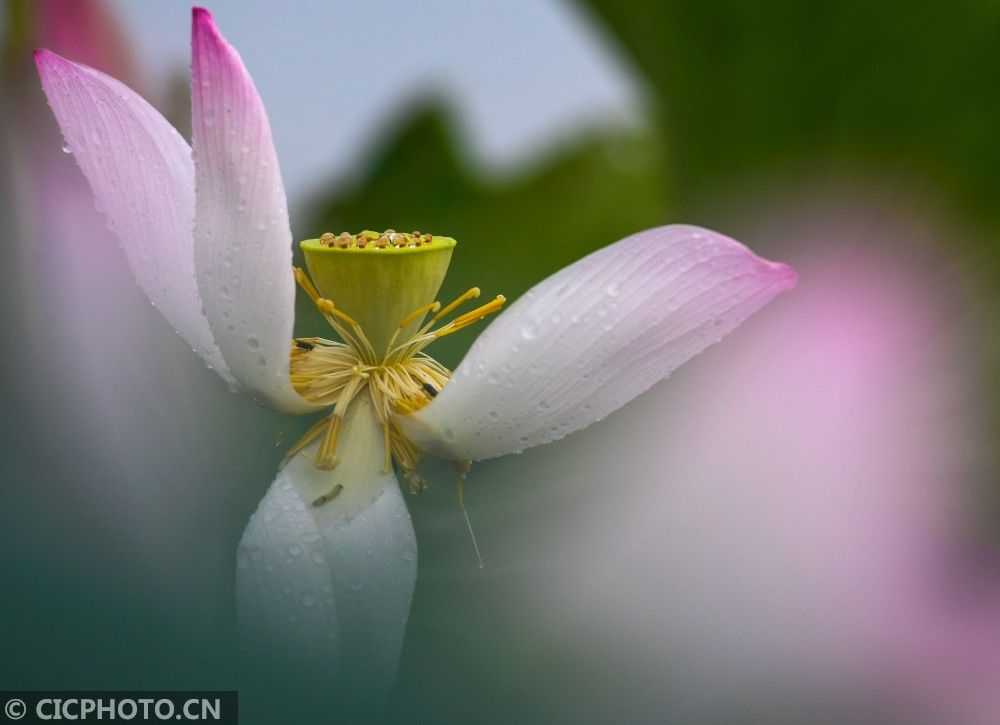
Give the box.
[237,397,416,699]
[400,224,797,460]
[191,9,317,413]
[34,50,231,380]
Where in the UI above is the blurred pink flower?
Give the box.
[499,195,1000,722]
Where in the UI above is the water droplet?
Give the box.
[247,335,260,349]
[538,401,551,411]
[520,322,537,340]
[257,355,267,367]
[345,576,363,591]
[310,550,326,565]
[301,593,317,607]
[288,544,302,557]
[61,143,71,154]
[401,549,417,562]
[606,281,621,297]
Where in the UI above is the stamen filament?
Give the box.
[436,295,506,336]
[288,264,503,500]
[420,287,480,333]
[399,300,441,330]
[293,267,321,303]
[455,461,484,568]
[382,424,392,473]
[284,416,328,462]
[314,414,342,470]
[316,298,359,327]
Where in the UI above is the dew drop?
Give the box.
[520,322,537,340]
[247,335,260,349]
[346,576,363,591]
[301,593,317,607]
[401,549,417,562]
[310,550,326,565]
[606,281,621,297]
[288,544,302,557]
[61,143,71,154]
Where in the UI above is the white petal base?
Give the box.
[236,398,417,705]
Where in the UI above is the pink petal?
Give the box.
[400,224,797,461]
[191,8,316,413]
[34,49,230,380]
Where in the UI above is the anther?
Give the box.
[421,382,438,398]
[431,287,481,324]
[312,484,344,507]
[400,301,441,329]
[320,232,335,246]
[293,267,321,303]
[295,340,315,351]
[436,295,506,336]
[315,298,360,327]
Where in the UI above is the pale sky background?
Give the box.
[111,0,644,201]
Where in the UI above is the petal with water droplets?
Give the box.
[191,8,318,413]
[34,49,231,380]
[237,397,416,700]
[399,224,797,461]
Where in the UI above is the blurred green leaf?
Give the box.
[582,0,1000,240]
[302,104,668,367]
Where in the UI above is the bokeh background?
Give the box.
[2,1,998,722]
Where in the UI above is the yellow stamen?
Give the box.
[315,298,359,327]
[382,424,392,473]
[293,266,321,303]
[399,300,441,330]
[284,416,328,462]
[288,264,503,497]
[314,414,342,470]
[431,287,480,325]
[435,295,506,337]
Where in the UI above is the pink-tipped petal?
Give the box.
[34,50,231,380]
[191,8,318,413]
[400,224,797,461]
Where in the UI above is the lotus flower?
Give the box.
[35,6,796,698]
